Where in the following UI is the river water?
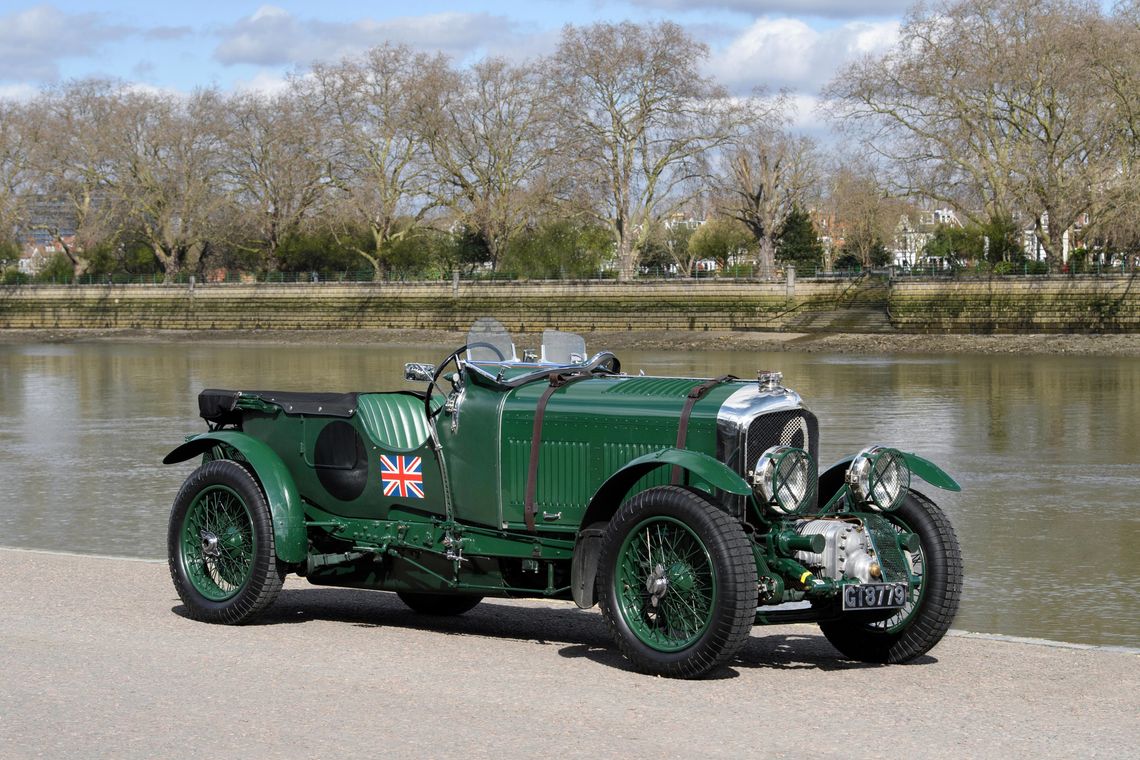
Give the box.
[0,339,1136,648]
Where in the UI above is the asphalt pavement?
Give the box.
[1,548,1136,759]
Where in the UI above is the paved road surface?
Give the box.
[1,548,1136,759]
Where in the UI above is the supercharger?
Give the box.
[792,518,882,584]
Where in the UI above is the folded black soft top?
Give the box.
[198,389,359,423]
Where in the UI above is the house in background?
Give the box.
[893,208,961,268]
[1022,211,1088,263]
[18,229,77,275]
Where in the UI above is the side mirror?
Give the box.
[404,363,436,382]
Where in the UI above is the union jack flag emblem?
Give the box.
[379,455,424,499]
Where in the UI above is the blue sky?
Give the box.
[0,1,916,125]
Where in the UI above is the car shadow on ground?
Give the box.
[173,586,936,676]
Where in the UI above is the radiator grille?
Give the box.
[744,410,819,471]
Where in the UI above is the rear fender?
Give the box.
[164,432,307,564]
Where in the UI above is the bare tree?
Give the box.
[26,79,128,277]
[312,44,443,280]
[0,100,32,255]
[827,0,1124,267]
[107,89,230,281]
[825,163,910,268]
[719,94,819,278]
[549,21,737,280]
[422,57,554,271]
[221,88,332,273]
[1086,2,1140,252]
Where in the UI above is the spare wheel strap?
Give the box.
[525,371,589,532]
[671,374,737,485]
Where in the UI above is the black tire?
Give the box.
[397,592,483,616]
[167,460,286,624]
[598,486,757,678]
[819,490,962,663]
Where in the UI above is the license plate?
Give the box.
[842,583,907,611]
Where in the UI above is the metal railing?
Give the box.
[2,262,1136,288]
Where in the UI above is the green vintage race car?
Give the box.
[165,319,963,678]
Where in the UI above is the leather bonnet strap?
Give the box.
[524,371,590,532]
[670,374,737,485]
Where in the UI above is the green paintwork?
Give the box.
[901,452,961,492]
[356,393,432,451]
[615,515,716,652]
[164,334,962,639]
[608,448,753,496]
[178,484,255,601]
[494,375,745,531]
[165,431,307,563]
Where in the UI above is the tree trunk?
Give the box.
[160,252,180,284]
[58,238,89,280]
[756,236,776,279]
[265,239,281,274]
[616,234,636,281]
[1034,216,1061,270]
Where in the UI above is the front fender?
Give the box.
[579,447,752,529]
[164,432,307,563]
[819,451,961,503]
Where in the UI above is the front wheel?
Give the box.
[167,460,285,624]
[819,490,962,663]
[598,486,757,678]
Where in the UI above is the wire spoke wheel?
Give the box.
[168,460,285,625]
[819,491,962,663]
[868,517,926,633]
[599,486,756,679]
[180,486,255,601]
[616,517,716,652]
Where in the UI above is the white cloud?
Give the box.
[628,1,910,18]
[213,6,524,66]
[0,83,39,102]
[0,5,132,82]
[232,70,293,96]
[708,16,899,94]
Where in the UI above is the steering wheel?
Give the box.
[424,346,465,421]
[423,341,511,420]
[463,341,509,362]
[588,351,621,375]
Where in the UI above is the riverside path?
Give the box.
[0,548,1135,759]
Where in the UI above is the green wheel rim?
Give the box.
[615,516,717,653]
[180,485,256,602]
[870,516,926,633]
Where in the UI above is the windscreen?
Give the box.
[466,317,517,363]
[541,329,587,365]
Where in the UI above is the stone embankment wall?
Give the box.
[889,276,1140,332]
[0,280,853,333]
[0,275,1137,333]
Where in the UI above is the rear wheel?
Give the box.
[819,491,962,663]
[168,460,285,624]
[397,592,483,616]
[598,486,757,678]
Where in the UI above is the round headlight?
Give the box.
[846,446,911,511]
[752,445,817,515]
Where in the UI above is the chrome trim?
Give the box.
[404,362,436,382]
[715,383,809,516]
[446,385,466,434]
[495,388,511,529]
[716,383,806,471]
